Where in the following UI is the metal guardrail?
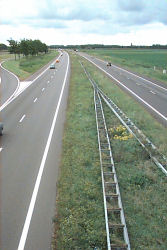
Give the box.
[80,61,167,177]
[80,61,131,250]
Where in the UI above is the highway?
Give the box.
[79,52,167,126]
[0,51,70,250]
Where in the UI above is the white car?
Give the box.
[50,64,55,69]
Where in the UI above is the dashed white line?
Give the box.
[19,115,26,123]
[33,98,38,103]
[150,90,156,95]
[54,72,55,75]
[51,75,53,78]
[136,82,141,86]
[17,52,70,250]
[0,147,3,152]
[47,80,50,83]
[42,88,45,92]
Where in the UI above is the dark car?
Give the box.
[107,62,112,66]
[0,122,3,136]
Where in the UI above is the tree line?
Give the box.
[7,39,48,60]
[49,44,167,50]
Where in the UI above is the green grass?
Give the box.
[54,52,167,249]
[103,103,167,249]
[0,51,14,62]
[2,50,59,80]
[79,56,167,158]
[82,49,167,84]
[54,53,107,249]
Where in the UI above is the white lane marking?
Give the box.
[150,90,156,95]
[47,80,50,83]
[42,88,45,92]
[0,148,3,152]
[54,72,55,75]
[51,75,53,79]
[33,98,38,103]
[17,52,70,250]
[0,53,62,111]
[19,115,26,123]
[95,56,167,92]
[81,54,167,122]
[0,61,20,111]
[136,82,141,86]
[0,76,1,84]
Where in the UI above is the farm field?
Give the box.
[2,50,58,80]
[82,49,167,84]
[0,51,14,62]
[54,52,167,249]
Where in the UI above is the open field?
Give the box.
[82,49,167,84]
[0,51,14,62]
[54,52,167,249]
[2,50,59,80]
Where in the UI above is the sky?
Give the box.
[0,0,167,46]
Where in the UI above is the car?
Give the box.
[50,64,55,69]
[107,62,112,66]
[0,122,3,136]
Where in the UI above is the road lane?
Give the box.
[79,52,167,125]
[0,51,70,250]
[0,63,19,105]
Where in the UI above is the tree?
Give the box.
[7,39,19,60]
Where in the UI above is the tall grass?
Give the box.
[54,53,107,249]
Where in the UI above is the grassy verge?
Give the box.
[2,50,58,80]
[0,51,14,62]
[82,49,167,84]
[79,55,167,158]
[78,53,167,248]
[54,51,167,249]
[54,53,106,249]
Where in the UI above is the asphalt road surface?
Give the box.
[0,63,19,106]
[0,51,70,250]
[79,52,167,126]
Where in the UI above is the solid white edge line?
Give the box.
[0,61,20,108]
[17,52,69,250]
[0,52,62,111]
[19,115,26,123]
[95,56,167,92]
[81,54,167,122]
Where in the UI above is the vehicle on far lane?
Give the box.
[49,64,55,69]
[0,122,3,136]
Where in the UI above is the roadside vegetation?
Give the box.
[82,49,167,84]
[54,52,167,249]
[2,50,58,80]
[54,52,107,249]
[0,51,14,62]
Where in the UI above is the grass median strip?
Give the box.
[54,53,107,249]
[2,50,58,80]
[103,102,167,249]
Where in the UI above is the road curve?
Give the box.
[0,62,19,106]
[79,52,167,126]
[0,51,70,250]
